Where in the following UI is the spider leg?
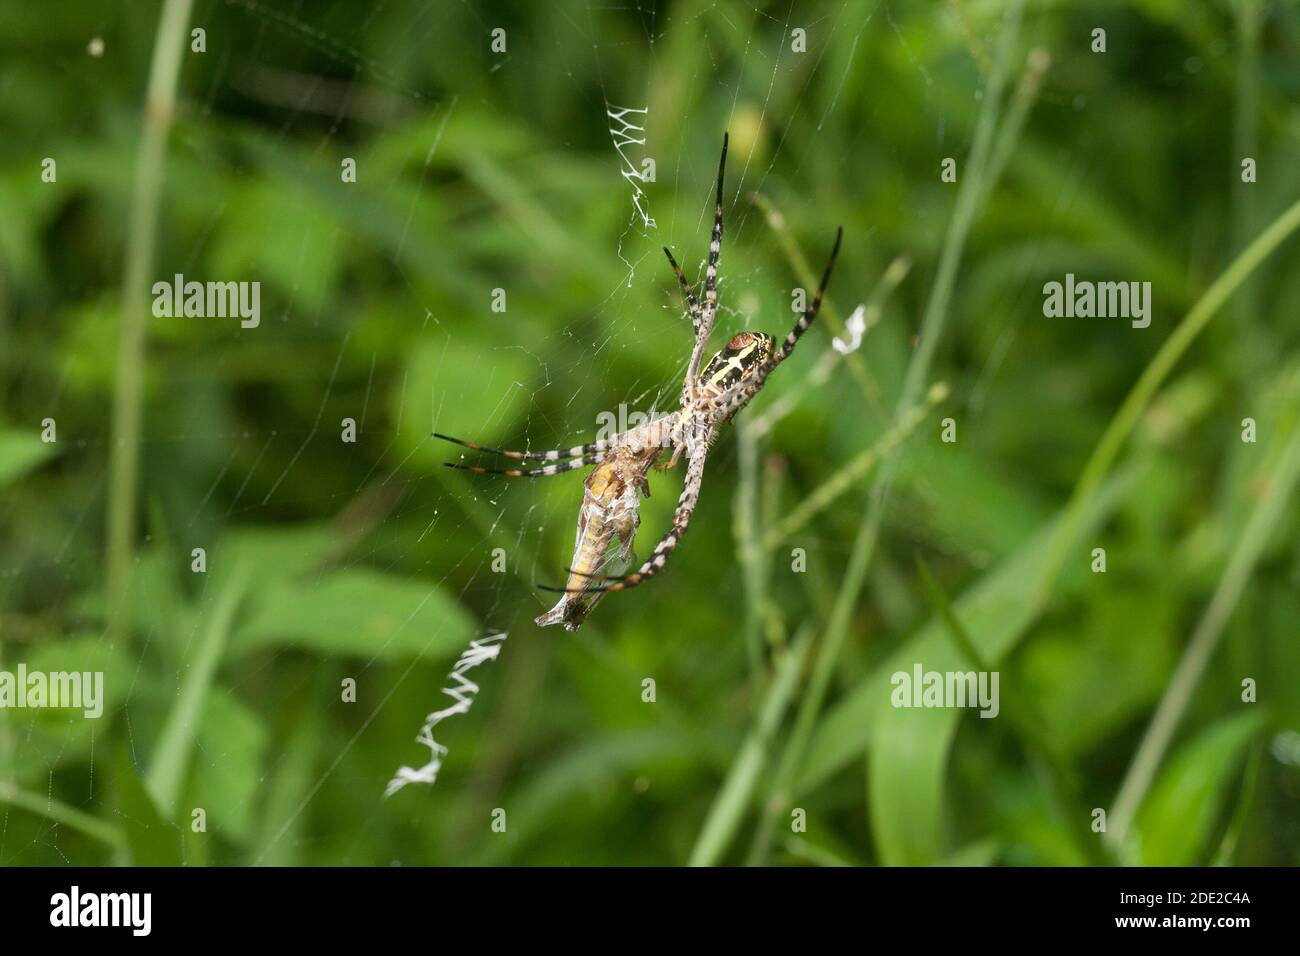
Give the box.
[433,431,606,462]
[684,133,729,390]
[775,226,843,363]
[444,451,603,478]
[701,226,845,428]
[541,437,711,594]
[663,246,702,335]
[701,134,728,325]
[705,376,766,424]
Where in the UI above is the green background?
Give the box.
[1,0,1299,866]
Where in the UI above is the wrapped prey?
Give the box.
[534,421,671,630]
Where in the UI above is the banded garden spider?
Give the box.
[436,134,842,629]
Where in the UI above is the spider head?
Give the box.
[699,331,774,391]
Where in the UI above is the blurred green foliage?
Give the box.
[1,0,1299,866]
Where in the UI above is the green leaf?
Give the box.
[899,443,1050,558]
[472,728,698,866]
[254,671,329,866]
[208,179,343,315]
[938,837,1000,867]
[0,428,55,487]
[71,524,341,653]
[992,773,1090,866]
[16,634,135,722]
[7,635,137,782]
[1129,711,1266,866]
[870,704,958,865]
[72,545,190,652]
[1020,591,1178,755]
[397,335,539,470]
[214,524,339,586]
[190,689,269,844]
[114,739,182,867]
[233,568,476,660]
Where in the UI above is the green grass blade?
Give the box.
[1037,194,1300,603]
[1129,711,1266,865]
[800,470,1134,795]
[0,429,56,488]
[689,628,813,867]
[116,738,183,866]
[0,780,124,849]
[761,382,949,553]
[1211,741,1262,866]
[145,563,250,817]
[733,421,768,685]
[1108,416,1300,847]
[896,556,1104,865]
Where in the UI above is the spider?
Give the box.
[436,133,842,629]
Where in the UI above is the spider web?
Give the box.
[1,0,883,866]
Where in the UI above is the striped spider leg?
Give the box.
[434,431,614,476]
[433,416,670,475]
[662,245,702,337]
[663,132,729,408]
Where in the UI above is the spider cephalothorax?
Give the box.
[435,133,842,630]
[699,331,775,393]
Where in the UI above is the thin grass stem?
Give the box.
[0,780,125,849]
[106,0,194,637]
